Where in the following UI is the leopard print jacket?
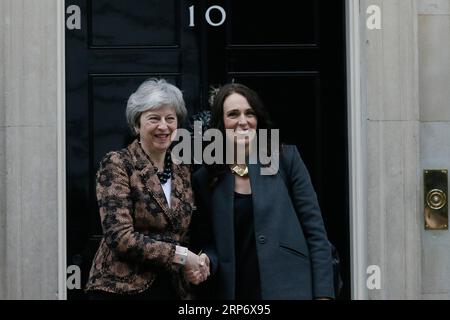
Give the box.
[85,140,195,299]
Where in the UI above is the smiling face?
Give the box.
[223,93,258,150]
[136,105,178,154]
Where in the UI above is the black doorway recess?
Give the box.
[65,0,349,299]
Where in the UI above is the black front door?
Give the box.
[65,0,349,299]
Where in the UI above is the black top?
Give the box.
[233,192,261,300]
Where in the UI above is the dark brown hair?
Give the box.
[207,83,277,187]
[210,83,273,134]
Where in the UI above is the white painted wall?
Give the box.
[418,0,450,300]
[360,0,422,299]
[0,0,6,299]
[0,0,60,299]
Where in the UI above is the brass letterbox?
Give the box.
[424,170,448,230]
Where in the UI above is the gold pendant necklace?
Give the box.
[230,164,248,177]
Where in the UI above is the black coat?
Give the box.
[191,145,334,300]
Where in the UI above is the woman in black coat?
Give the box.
[190,83,335,300]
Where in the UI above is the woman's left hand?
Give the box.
[184,269,205,285]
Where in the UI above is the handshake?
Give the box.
[174,246,210,285]
[184,250,210,285]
